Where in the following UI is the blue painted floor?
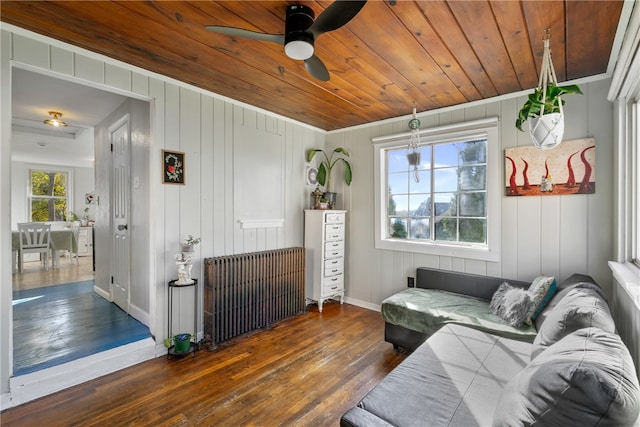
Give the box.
[13,281,151,376]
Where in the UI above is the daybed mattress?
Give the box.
[342,324,533,427]
[381,288,537,342]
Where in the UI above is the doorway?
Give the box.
[10,67,152,374]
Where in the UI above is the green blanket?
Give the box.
[381,288,537,342]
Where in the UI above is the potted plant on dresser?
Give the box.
[306,147,352,209]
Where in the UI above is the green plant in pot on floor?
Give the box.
[306,147,352,209]
[164,333,192,353]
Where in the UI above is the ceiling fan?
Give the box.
[205,1,367,82]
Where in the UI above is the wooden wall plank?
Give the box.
[74,55,103,85]
[131,72,148,97]
[104,64,131,92]
[12,34,49,68]
[50,46,73,76]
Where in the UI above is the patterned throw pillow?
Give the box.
[524,276,556,325]
[490,282,532,327]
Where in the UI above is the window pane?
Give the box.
[459,165,486,191]
[460,140,487,165]
[388,172,409,195]
[434,193,455,215]
[388,148,409,173]
[434,168,458,192]
[434,143,459,167]
[410,194,429,216]
[53,173,67,196]
[414,145,431,171]
[460,219,486,243]
[409,218,429,239]
[31,171,51,196]
[389,218,408,238]
[409,171,431,192]
[31,198,66,221]
[389,194,408,215]
[459,193,486,217]
[435,217,457,241]
[31,171,67,196]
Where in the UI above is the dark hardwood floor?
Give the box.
[1,302,406,426]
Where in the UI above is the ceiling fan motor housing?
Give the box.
[284,4,315,60]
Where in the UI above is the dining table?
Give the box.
[12,228,78,271]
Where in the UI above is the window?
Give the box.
[29,168,70,222]
[374,117,500,261]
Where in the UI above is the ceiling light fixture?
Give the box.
[283,4,315,60]
[43,111,67,127]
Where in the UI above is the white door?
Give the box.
[110,114,131,312]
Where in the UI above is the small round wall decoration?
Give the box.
[306,166,318,186]
[163,149,185,185]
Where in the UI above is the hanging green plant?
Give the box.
[515,82,583,132]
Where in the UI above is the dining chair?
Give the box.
[69,223,81,264]
[17,222,51,272]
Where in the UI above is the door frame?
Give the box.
[6,64,155,374]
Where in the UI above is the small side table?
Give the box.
[167,278,198,358]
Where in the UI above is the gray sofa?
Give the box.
[341,269,640,427]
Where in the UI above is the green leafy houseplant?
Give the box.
[306,147,352,193]
[515,82,583,131]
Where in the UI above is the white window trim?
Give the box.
[373,117,500,262]
[633,101,639,267]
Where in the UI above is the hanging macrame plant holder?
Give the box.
[529,32,564,150]
[407,106,421,182]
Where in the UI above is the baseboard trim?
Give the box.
[344,296,381,312]
[2,337,157,410]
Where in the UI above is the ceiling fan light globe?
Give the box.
[285,40,314,60]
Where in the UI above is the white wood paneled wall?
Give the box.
[330,78,615,307]
[0,26,323,394]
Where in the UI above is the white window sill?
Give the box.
[609,261,640,309]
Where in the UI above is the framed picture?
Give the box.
[306,166,318,186]
[505,138,595,196]
[162,149,185,185]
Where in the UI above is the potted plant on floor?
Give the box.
[306,147,352,208]
[164,333,193,353]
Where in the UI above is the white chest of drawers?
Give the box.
[304,209,346,312]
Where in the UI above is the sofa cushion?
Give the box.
[534,274,606,331]
[381,288,537,343]
[490,282,532,327]
[523,275,556,325]
[348,324,531,427]
[531,287,615,359]
[493,328,640,427]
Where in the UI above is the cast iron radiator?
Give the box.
[203,247,305,347]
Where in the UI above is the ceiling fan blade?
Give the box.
[205,26,285,45]
[305,55,330,81]
[309,0,367,38]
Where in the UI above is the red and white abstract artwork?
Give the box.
[505,138,595,196]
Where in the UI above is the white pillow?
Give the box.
[490,282,532,327]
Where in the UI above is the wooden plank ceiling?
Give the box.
[0,1,623,131]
